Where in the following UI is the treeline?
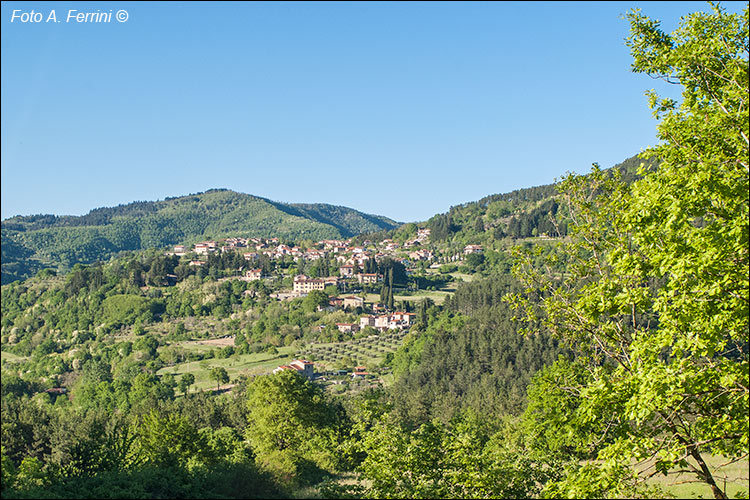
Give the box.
[1,370,303,498]
[1,366,568,500]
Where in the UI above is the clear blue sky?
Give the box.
[1,1,745,222]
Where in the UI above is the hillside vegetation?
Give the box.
[0,189,399,284]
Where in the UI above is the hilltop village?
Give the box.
[160,228,490,380]
[166,228,482,325]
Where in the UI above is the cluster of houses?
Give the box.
[403,227,431,248]
[409,248,434,261]
[169,233,490,301]
[172,237,328,262]
[334,311,416,334]
[169,229,435,268]
[171,230,488,272]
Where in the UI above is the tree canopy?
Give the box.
[511,4,749,498]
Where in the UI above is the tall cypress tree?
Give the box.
[387,269,395,310]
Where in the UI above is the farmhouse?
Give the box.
[409,249,434,261]
[273,359,314,379]
[339,265,354,277]
[359,315,376,329]
[374,315,390,329]
[322,276,340,287]
[366,312,416,331]
[356,273,381,285]
[390,312,416,326]
[194,241,217,255]
[336,323,359,334]
[328,297,344,308]
[304,250,325,260]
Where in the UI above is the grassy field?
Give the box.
[156,345,296,392]
[646,455,749,499]
[0,350,26,364]
[447,271,475,284]
[156,330,406,393]
[356,268,473,306]
[306,456,749,499]
[364,290,452,305]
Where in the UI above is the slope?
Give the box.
[0,189,399,284]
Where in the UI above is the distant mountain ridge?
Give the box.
[0,189,400,284]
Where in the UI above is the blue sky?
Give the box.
[1,1,746,222]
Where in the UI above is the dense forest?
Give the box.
[1,4,748,499]
[389,275,565,423]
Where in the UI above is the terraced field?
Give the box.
[296,330,407,370]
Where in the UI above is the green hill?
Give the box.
[355,154,658,251]
[0,189,400,284]
[424,154,658,243]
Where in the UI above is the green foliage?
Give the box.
[178,373,195,394]
[210,367,230,391]
[1,404,284,499]
[521,357,624,461]
[245,369,344,484]
[390,276,564,424]
[12,456,51,492]
[136,411,209,468]
[510,5,749,497]
[541,460,664,499]
[101,295,153,327]
[351,412,558,499]
[303,289,329,313]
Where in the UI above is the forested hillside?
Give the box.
[389,275,565,423]
[0,189,399,284]
[424,153,658,243]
